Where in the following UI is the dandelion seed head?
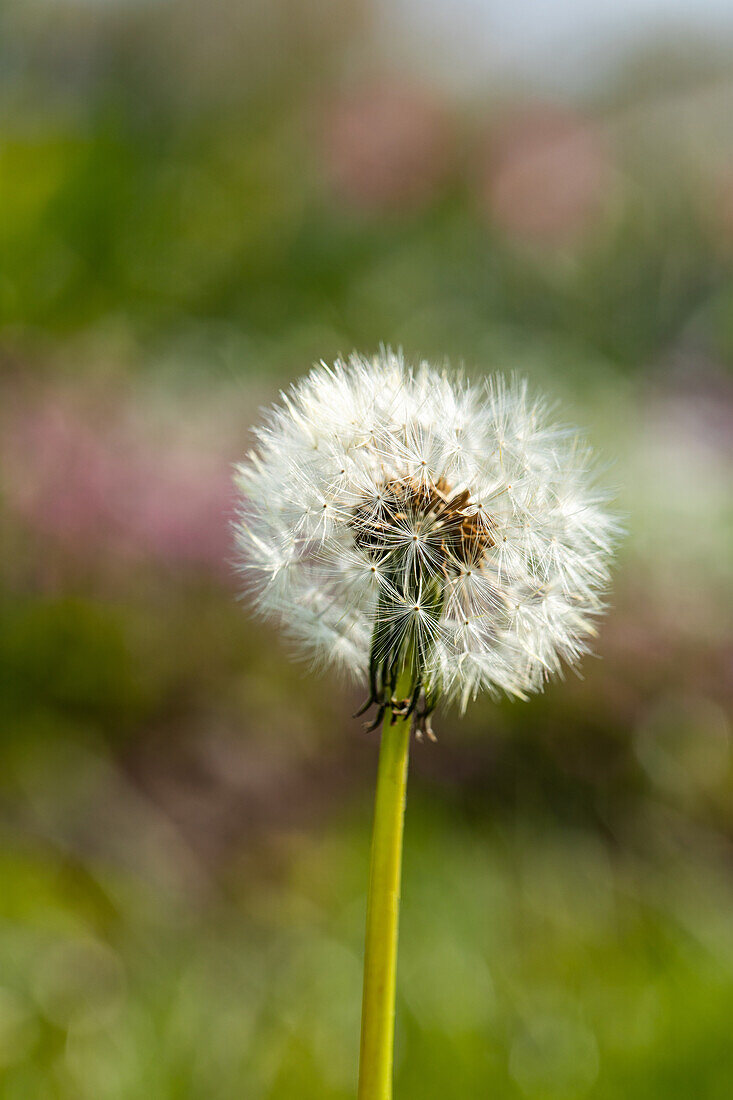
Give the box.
[233,350,620,725]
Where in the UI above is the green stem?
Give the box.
[357,671,412,1100]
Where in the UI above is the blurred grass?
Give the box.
[1,799,733,1098]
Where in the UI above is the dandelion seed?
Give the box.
[234,349,619,732]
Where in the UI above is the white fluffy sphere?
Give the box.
[233,351,619,729]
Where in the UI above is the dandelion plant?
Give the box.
[233,350,618,1099]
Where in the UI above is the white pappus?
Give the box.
[233,350,619,736]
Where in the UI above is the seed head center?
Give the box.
[350,474,496,573]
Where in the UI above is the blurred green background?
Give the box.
[1,1,733,1096]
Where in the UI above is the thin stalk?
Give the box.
[357,670,412,1100]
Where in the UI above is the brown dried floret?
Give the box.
[351,475,495,573]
